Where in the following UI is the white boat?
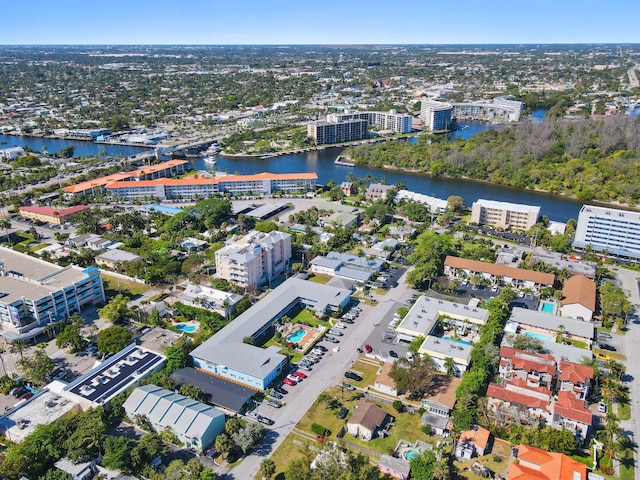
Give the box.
[203,156,217,165]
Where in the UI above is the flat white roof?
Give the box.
[474,199,540,214]
[396,296,489,338]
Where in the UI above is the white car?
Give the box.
[335,322,347,329]
[332,346,340,352]
[328,329,343,336]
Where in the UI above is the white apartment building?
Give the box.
[572,205,640,260]
[215,230,292,288]
[395,190,448,214]
[471,199,540,230]
[327,110,413,133]
[0,247,105,341]
[420,100,454,132]
[0,146,25,160]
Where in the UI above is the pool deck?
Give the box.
[282,323,324,352]
[173,321,199,332]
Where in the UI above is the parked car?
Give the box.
[598,343,617,351]
[341,382,356,391]
[328,329,343,336]
[335,322,347,329]
[325,336,339,343]
[266,400,281,408]
[287,374,300,382]
[337,407,348,419]
[365,344,373,353]
[269,391,283,399]
[597,332,612,339]
[292,371,307,379]
[283,377,297,386]
[274,387,288,395]
[356,348,363,354]
[598,402,607,413]
[389,350,398,358]
[344,371,363,382]
[258,416,274,426]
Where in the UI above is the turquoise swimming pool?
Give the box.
[403,449,422,461]
[175,324,197,333]
[525,331,553,342]
[287,328,306,343]
[443,336,474,346]
[540,302,555,313]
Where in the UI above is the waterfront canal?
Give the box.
[1,111,586,222]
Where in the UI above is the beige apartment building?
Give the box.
[214,230,292,288]
[470,199,540,230]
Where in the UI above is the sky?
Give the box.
[1,0,640,45]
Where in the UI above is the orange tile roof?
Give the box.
[105,172,318,190]
[559,361,593,385]
[62,172,133,193]
[458,426,491,450]
[561,275,596,312]
[509,444,587,480]
[445,256,555,285]
[62,160,188,193]
[134,159,187,175]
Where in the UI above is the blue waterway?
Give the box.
[0,109,588,223]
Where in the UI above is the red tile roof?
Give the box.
[445,256,555,285]
[509,444,587,480]
[486,383,549,410]
[19,205,90,217]
[105,172,318,189]
[559,361,593,385]
[500,346,557,375]
[555,391,593,425]
[561,275,596,312]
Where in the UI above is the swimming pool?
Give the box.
[403,449,422,461]
[443,336,474,346]
[175,324,197,333]
[525,331,553,342]
[287,328,307,343]
[540,302,555,313]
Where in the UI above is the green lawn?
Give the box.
[348,358,384,387]
[618,400,631,421]
[101,274,152,297]
[308,274,331,285]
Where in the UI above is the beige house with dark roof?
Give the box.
[346,397,389,441]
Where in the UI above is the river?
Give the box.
[0,110,586,222]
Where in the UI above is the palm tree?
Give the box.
[0,218,12,246]
[598,412,623,459]
[10,339,29,359]
[444,357,457,376]
[259,458,276,480]
[214,433,232,459]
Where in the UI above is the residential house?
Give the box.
[341,181,356,196]
[378,454,411,480]
[420,374,461,435]
[95,249,143,269]
[560,275,596,322]
[366,183,394,201]
[346,397,389,441]
[456,426,491,459]
[558,361,593,401]
[498,346,557,389]
[508,444,587,480]
[179,284,244,319]
[373,363,398,396]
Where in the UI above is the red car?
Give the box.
[283,377,297,386]
[292,371,307,379]
[365,344,373,353]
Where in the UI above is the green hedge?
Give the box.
[311,423,330,436]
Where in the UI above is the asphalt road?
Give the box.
[615,267,640,480]
[218,270,415,479]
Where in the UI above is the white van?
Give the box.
[406,352,414,361]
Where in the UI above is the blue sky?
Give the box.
[2,0,639,44]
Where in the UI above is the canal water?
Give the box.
[0,110,585,222]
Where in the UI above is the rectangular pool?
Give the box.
[525,331,553,343]
[540,302,555,313]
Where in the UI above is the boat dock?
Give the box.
[334,155,355,167]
